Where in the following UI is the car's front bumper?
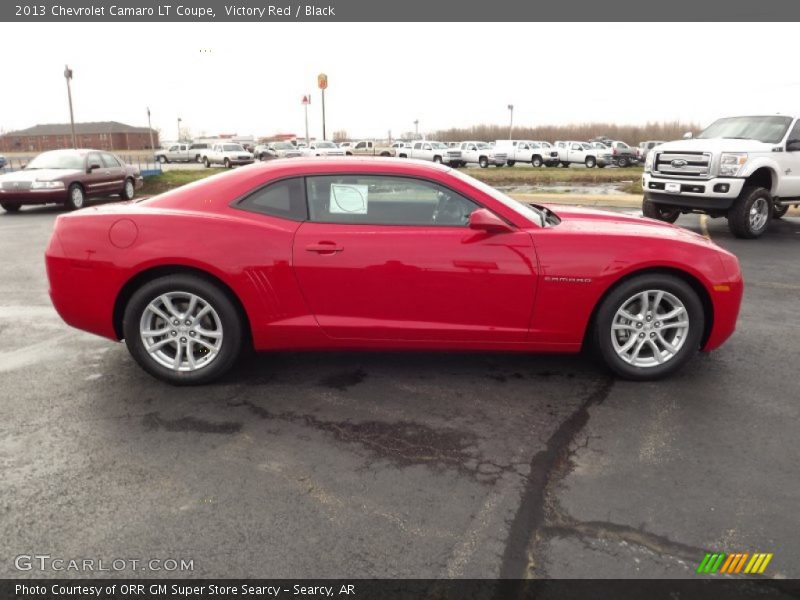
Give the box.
[0,188,69,204]
[643,173,745,211]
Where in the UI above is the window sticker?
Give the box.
[330,184,368,214]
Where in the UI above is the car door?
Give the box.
[516,142,529,162]
[779,119,800,198]
[83,152,115,196]
[292,174,537,342]
[570,143,585,163]
[100,152,127,194]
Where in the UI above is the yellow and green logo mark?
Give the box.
[697,552,773,575]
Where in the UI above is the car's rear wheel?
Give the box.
[642,198,680,223]
[66,183,85,210]
[121,178,135,201]
[592,274,704,380]
[728,186,772,239]
[123,274,243,385]
[585,156,597,168]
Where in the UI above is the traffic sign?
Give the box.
[317,73,328,90]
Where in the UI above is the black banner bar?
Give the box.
[1,0,798,22]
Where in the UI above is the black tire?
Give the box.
[592,274,704,381]
[478,156,489,168]
[728,186,772,239]
[773,203,789,219]
[203,157,211,168]
[561,162,570,168]
[617,156,629,168]
[399,153,408,159]
[598,164,606,169]
[380,151,391,157]
[66,183,85,210]
[585,156,597,168]
[642,198,680,223]
[1,201,21,213]
[494,162,504,168]
[122,274,244,385]
[346,151,353,156]
[507,160,516,167]
[195,155,202,163]
[224,158,231,169]
[157,155,168,164]
[532,155,543,167]
[120,177,136,201]
[433,156,443,164]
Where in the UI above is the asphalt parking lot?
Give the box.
[1,204,798,579]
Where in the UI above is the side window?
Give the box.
[87,152,103,168]
[355,142,366,149]
[101,153,121,168]
[572,144,582,150]
[787,120,800,142]
[413,143,422,150]
[305,175,479,227]
[423,144,432,151]
[168,145,178,152]
[519,143,528,150]
[236,177,307,221]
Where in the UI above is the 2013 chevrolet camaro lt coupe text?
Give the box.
[44,158,743,385]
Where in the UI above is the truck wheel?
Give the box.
[478,157,489,168]
[728,186,772,239]
[195,155,202,163]
[617,157,629,167]
[346,151,353,156]
[203,157,211,168]
[531,155,543,167]
[380,151,391,157]
[642,198,680,223]
[773,203,789,219]
[494,162,504,168]
[506,160,516,166]
[585,156,597,168]
[433,156,442,164]
[561,162,570,168]
[224,158,231,169]
[598,164,606,169]
[399,153,408,159]
[158,155,168,164]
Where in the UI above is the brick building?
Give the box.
[0,121,159,153]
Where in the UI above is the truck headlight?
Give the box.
[644,152,655,172]
[719,153,748,177]
[31,180,65,190]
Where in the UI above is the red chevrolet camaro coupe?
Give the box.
[45,158,743,385]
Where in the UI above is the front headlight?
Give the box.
[719,153,748,177]
[31,180,65,190]
[644,151,655,172]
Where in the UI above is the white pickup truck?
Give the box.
[495,140,557,167]
[342,140,395,157]
[402,141,464,167]
[301,141,347,157]
[458,141,507,168]
[642,115,800,238]
[201,143,254,168]
[155,142,211,164]
[552,141,612,168]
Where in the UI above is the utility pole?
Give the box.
[146,107,155,150]
[508,104,514,139]
[302,95,310,146]
[318,73,328,141]
[414,119,419,139]
[64,65,77,149]
[177,117,182,142]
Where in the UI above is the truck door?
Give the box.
[780,119,800,198]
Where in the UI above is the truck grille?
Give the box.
[653,151,711,178]
[446,151,462,158]
[493,153,508,161]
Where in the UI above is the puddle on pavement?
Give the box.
[499,182,633,195]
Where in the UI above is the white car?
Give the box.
[458,141,507,168]
[302,141,346,157]
[551,140,614,168]
[405,141,463,167]
[643,114,800,238]
[495,140,557,167]
[202,143,254,168]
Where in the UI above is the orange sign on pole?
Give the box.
[317,73,328,90]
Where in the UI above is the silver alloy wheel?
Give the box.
[124,180,134,199]
[611,289,689,368]
[750,197,769,232]
[71,186,84,208]
[139,291,223,372]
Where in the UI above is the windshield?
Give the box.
[698,116,792,144]
[475,143,490,149]
[273,142,294,149]
[26,151,84,170]
[430,142,448,149]
[448,168,545,227]
[315,142,337,148]
[223,144,245,151]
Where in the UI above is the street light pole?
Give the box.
[64,65,77,149]
[507,104,514,139]
[177,117,182,142]
[414,119,419,139]
[146,107,155,150]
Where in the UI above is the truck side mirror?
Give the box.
[682,131,693,139]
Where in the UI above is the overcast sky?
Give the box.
[0,22,798,140]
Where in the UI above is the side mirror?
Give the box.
[786,139,800,152]
[682,131,693,139]
[88,163,101,172]
[468,208,513,233]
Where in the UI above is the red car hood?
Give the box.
[544,204,716,246]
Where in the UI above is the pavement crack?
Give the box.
[497,377,614,581]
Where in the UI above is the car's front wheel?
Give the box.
[1,201,21,213]
[592,274,704,380]
[66,183,85,210]
[123,274,244,385]
[585,156,597,168]
[642,198,680,223]
[531,155,543,167]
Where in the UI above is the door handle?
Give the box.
[305,242,343,254]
